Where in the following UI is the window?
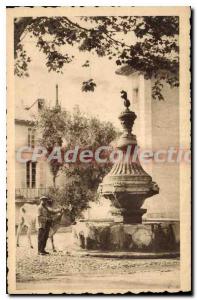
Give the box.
[26,161,37,188]
[31,162,36,188]
[38,98,45,111]
[28,128,35,148]
[133,88,139,102]
[26,161,30,188]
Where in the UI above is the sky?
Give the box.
[15,18,136,130]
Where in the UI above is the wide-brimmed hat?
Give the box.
[39,196,49,203]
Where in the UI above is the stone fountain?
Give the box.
[99,91,159,224]
[73,92,179,255]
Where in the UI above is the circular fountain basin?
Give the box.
[72,219,180,256]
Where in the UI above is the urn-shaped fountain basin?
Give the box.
[99,151,159,223]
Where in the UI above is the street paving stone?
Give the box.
[16,232,180,284]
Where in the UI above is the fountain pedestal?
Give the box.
[98,99,159,224]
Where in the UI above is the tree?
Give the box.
[36,105,71,187]
[14,16,179,99]
[37,106,118,218]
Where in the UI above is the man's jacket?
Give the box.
[37,204,61,229]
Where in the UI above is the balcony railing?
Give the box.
[15,188,50,202]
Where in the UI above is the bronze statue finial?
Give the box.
[120,90,130,109]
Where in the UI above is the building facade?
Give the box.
[15,96,65,223]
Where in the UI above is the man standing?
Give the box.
[37,196,62,255]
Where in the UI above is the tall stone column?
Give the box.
[99,92,159,224]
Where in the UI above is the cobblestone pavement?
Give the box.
[16,232,180,293]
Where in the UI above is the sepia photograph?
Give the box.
[7,6,191,294]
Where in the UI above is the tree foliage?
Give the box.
[37,106,118,218]
[14,16,179,100]
[36,106,70,186]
